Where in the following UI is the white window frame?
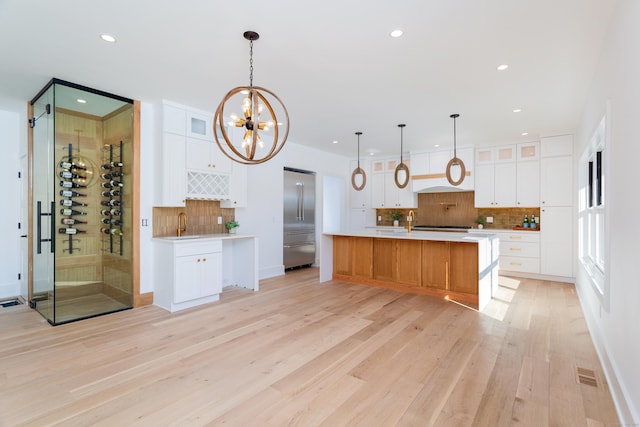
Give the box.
[578,113,609,310]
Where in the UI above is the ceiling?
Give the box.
[0,0,616,158]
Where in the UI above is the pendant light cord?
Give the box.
[249,40,254,88]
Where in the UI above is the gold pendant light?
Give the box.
[446,113,466,186]
[394,124,410,188]
[213,31,290,165]
[351,131,366,191]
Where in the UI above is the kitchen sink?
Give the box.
[163,235,201,240]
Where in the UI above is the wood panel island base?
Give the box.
[324,230,498,311]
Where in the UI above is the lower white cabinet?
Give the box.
[493,230,540,274]
[540,206,573,277]
[155,240,223,312]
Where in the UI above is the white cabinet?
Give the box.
[494,231,540,274]
[155,240,223,312]
[163,104,187,135]
[475,143,539,208]
[186,111,213,141]
[540,156,572,206]
[474,162,516,207]
[220,163,248,208]
[539,135,574,278]
[160,132,186,207]
[540,206,573,277]
[516,161,540,207]
[186,138,232,174]
[371,158,416,209]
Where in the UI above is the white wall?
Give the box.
[0,110,21,299]
[575,0,640,423]
[235,142,349,279]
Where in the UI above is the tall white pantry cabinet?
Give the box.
[540,135,574,278]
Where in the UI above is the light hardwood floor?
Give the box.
[0,269,619,426]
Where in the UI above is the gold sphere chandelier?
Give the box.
[214,31,290,165]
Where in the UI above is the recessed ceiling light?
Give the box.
[497,64,509,71]
[100,34,116,43]
[76,99,87,104]
[332,140,338,144]
[521,132,529,136]
[434,144,440,148]
[513,108,522,113]
[369,152,375,156]
[390,29,403,38]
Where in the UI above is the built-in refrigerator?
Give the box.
[283,168,316,270]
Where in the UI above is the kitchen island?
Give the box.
[320,229,498,310]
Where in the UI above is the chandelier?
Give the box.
[351,132,366,191]
[213,31,290,165]
[446,113,466,186]
[394,124,410,188]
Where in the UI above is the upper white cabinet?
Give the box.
[474,143,539,208]
[163,104,187,135]
[220,163,248,208]
[540,136,573,207]
[186,111,213,141]
[158,101,246,205]
[516,142,540,207]
[160,132,187,207]
[186,138,232,174]
[370,158,416,209]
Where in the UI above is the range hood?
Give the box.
[411,173,474,193]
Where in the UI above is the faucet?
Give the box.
[177,212,187,237]
[407,210,415,233]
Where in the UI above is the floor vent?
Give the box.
[576,367,598,387]
[0,299,22,308]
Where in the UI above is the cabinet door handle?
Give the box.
[203,258,206,262]
[509,262,522,266]
[509,247,522,251]
[445,261,450,290]
[509,236,522,239]
[197,258,201,262]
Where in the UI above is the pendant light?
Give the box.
[394,124,410,188]
[213,31,290,165]
[446,113,466,186]
[351,131,366,191]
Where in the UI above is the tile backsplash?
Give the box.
[153,200,235,237]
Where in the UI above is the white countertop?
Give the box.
[325,229,497,243]
[153,233,256,243]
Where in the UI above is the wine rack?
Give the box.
[101,141,124,256]
[58,143,88,254]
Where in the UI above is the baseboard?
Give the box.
[499,270,575,283]
[575,269,638,424]
[0,281,20,300]
[259,265,285,280]
[134,292,154,307]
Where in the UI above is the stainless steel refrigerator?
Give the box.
[283,168,316,270]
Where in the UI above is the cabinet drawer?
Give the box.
[499,256,540,274]
[175,240,222,257]
[495,231,540,243]
[499,241,539,258]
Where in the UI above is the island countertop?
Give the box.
[325,228,497,243]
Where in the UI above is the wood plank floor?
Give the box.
[0,269,619,426]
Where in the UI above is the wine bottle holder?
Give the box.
[58,143,89,254]
[101,141,124,256]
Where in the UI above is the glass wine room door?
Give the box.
[30,79,134,325]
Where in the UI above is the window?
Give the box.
[578,115,607,303]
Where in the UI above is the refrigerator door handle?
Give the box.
[300,183,304,221]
